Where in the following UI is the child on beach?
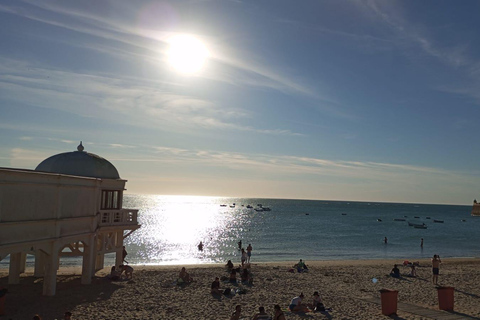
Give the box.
[230,305,241,320]
[273,305,286,320]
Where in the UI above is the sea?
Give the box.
[2,195,479,268]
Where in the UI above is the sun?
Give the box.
[167,35,209,74]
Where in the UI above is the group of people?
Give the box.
[33,311,72,320]
[290,259,308,273]
[229,291,326,319]
[389,254,442,284]
[109,264,134,281]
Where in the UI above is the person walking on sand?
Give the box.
[432,254,442,285]
[230,305,241,320]
[246,243,253,263]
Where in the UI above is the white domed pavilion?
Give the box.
[0,142,140,296]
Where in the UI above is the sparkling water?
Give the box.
[2,195,478,268]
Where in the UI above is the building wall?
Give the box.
[0,168,126,250]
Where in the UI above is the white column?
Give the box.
[8,253,21,284]
[115,230,124,267]
[81,235,95,284]
[34,250,46,277]
[19,253,27,273]
[43,243,59,296]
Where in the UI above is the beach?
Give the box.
[1,258,480,319]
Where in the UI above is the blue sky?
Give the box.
[1,0,480,205]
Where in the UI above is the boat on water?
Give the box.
[472,199,480,216]
[377,219,382,222]
[246,205,253,209]
[408,221,426,228]
[393,218,406,221]
[433,219,444,223]
[414,225,427,229]
[220,204,227,207]
[262,207,271,211]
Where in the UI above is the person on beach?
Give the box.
[226,260,234,270]
[252,306,270,320]
[64,311,72,320]
[247,243,253,263]
[309,291,325,312]
[211,277,222,295]
[230,305,242,320]
[432,254,442,285]
[118,264,133,279]
[241,248,247,266]
[238,240,242,250]
[273,305,286,320]
[420,238,424,248]
[390,264,400,278]
[289,293,308,312]
[295,259,308,273]
[410,264,417,277]
[229,269,237,283]
[241,268,253,284]
[384,237,388,244]
[122,246,128,263]
[198,241,204,251]
[108,266,121,281]
[179,267,193,283]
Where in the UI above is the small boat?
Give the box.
[404,215,408,218]
[305,213,309,215]
[254,208,264,212]
[246,205,253,209]
[433,219,444,223]
[461,219,466,222]
[414,225,427,229]
[342,213,347,216]
[230,205,235,208]
[426,217,431,219]
[377,219,382,222]
[414,216,420,218]
[408,222,426,227]
[393,218,406,221]
[262,207,271,211]
[220,204,227,207]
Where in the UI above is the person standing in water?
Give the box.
[420,238,424,248]
[384,237,388,244]
[238,240,242,250]
[198,241,204,251]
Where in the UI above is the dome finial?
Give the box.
[77,141,84,152]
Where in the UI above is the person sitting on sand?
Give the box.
[390,264,400,278]
[309,291,325,312]
[289,293,308,312]
[179,267,193,283]
[229,269,237,283]
[64,311,72,320]
[108,266,121,281]
[118,264,133,279]
[294,259,308,273]
[230,305,241,320]
[211,277,222,295]
[226,260,234,270]
[252,306,271,320]
[273,305,286,320]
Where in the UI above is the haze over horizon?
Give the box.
[1,1,480,205]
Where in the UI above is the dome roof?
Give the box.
[35,142,120,179]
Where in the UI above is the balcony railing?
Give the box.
[98,209,139,226]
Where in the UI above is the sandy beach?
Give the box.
[1,258,480,319]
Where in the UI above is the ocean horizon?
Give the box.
[1,194,478,269]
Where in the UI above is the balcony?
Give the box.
[98,209,139,227]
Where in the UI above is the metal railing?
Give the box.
[98,209,139,226]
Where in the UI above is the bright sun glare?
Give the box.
[167,35,209,74]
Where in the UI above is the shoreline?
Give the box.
[2,258,480,319]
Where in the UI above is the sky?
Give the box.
[1,0,480,205]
